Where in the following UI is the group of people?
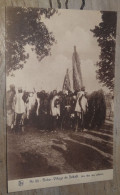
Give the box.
[7,84,88,133]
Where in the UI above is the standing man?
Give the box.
[14,87,25,132]
[50,90,60,130]
[75,86,88,131]
[7,84,16,131]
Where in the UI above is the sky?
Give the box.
[7,9,109,93]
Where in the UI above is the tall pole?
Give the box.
[72,46,83,91]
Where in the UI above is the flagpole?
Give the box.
[72,46,83,91]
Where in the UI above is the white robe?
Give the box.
[14,93,25,114]
[50,95,60,116]
[26,93,37,118]
[75,91,86,113]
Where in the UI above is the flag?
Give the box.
[72,46,83,91]
[62,68,71,91]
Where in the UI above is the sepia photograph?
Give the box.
[6,7,117,192]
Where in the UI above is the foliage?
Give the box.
[91,11,117,90]
[86,90,106,129]
[6,7,56,75]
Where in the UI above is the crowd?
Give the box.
[6,84,88,133]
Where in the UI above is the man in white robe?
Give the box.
[14,87,25,132]
[50,90,60,130]
[75,86,88,131]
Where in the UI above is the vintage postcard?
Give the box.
[6,7,117,192]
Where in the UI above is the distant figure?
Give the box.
[75,86,88,131]
[50,90,60,130]
[6,84,16,130]
[14,87,25,132]
[109,95,114,120]
[26,91,37,120]
[70,94,77,130]
[36,92,40,117]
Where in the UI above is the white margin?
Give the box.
[8,169,113,193]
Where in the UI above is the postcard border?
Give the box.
[8,169,113,193]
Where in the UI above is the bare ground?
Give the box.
[7,119,113,180]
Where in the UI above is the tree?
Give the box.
[87,90,106,129]
[91,11,117,91]
[6,7,56,75]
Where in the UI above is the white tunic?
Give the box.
[80,96,88,112]
[28,95,36,110]
[14,93,25,114]
[50,95,60,116]
[75,91,85,113]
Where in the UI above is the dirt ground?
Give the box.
[7,119,113,180]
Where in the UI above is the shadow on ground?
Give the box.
[52,139,112,172]
[8,152,60,180]
[69,134,113,154]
